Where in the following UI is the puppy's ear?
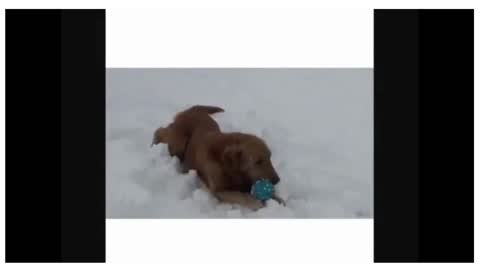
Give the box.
[222,145,244,170]
[151,127,169,147]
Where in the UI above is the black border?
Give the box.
[5,9,105,262]
[418,10,473,263]
[374,10,420,262]
[60,10,105,262]
[6,9,62,262]
[374,9,473,262]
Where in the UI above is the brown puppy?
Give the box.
[152,105,284,210]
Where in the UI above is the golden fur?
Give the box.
[152,105,284,210]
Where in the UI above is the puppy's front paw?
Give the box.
[272,195,286,206]
[245,196,265,211]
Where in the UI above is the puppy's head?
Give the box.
[222,136,280,185]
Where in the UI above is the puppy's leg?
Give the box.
[151,125,188,161]
[204,163,264,211]
[177,163,190,174]
[151,127,169,147]
[215,191,264,211]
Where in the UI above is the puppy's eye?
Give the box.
[255,159,263,165]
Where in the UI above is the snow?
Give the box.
[107,69,372,218]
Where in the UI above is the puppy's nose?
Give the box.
[271,176,280,185]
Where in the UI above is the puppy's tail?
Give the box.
[175,105,224,120]
[187,105,224,114]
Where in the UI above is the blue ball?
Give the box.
[251,179,274,201]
